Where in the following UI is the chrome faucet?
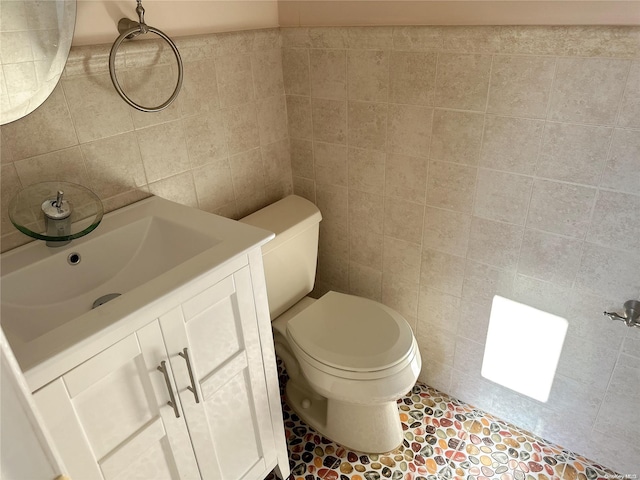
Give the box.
[604,300,640,328]
[41,190,72,247]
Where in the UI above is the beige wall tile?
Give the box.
[416,324,456,371]
[178,59,220,117]
[350,225,383,270]
[256,95,288,145]
[349,189,383,235]
[309,27,349,49]
[384,197,424,244]
[0,128,13,164]
[467,217,523,271]
[136,121,190,183]
[265,177,293,205]
[418,287,461,335]
[62,73,135,143]
[549,58,630,125]
[1,163,23,234]
[537,122,612,186]
[347,101,387,151]
[99,189,150,215]
[431,109,484,165]
[382,272,419,320]
[518,229,583,287]
[229,147,265,198]
[215,54,254,107]
[479,115,544,175]
[192,158,235,212]
[389,51,437,106]
[385,153,427,203]
[600,128,640,195]
[235,189,268,218]
[349,262,382,302]
[310,49,346,100]
[386,104,432,157]
[81,132,147,199]
[588,191,640,254]
[474,169,532,225]
[422,206,471,257]
[347,27,393,50]
[183,111,228,167]
[452,336,485,377]
[462,260,513,305]
[420,248,465,297]
[223,102,260,155]
[316,182,349,236]
[282,48,310,96]
[261,138,291,185]
[14,146,88,186]
[619,62,640,128]
[487,55,556,118]
[281,28,311,48]
[576,243,640,299]
[1,85,77,160]
[148,171,197,208]
[383,236,421,284]
[252,49,284,99]
[121,65,182,129]
[567,290,628,349]
[314,141,347,187]
[527,179,597,238]
[348,147,385,194]
[290,138,314,178]
[393,27,444,52]
[253,29,281,50]
[312,98,347,144]
[557,334,621,392]
[286,95,313,140]
[426,161,477,213]
[435,53,492,111]
[347,49,389,102]
[292,176,316,202]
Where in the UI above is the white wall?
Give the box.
[73,0,279,46]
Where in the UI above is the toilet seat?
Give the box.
[286,292,416,380]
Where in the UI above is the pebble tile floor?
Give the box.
[268,360,626,480]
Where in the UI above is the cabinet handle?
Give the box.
[157,361,180,418]
[178,348,200,403]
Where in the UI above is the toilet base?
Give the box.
[286,378,403,454]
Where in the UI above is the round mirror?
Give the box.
[1,0,76,125]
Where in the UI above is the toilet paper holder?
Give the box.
[603,300,640,328]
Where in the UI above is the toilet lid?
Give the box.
[286,291,415,373]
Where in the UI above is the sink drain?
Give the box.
[92,293,121,309]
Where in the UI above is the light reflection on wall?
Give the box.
[482,295,568,403]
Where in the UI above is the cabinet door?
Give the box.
[160,266,277,480]
[34,322,200,480]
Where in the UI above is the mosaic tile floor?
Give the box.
[269,360,625,480]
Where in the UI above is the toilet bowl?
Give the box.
[241,196,421,453]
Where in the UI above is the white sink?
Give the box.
[1,196,272,383]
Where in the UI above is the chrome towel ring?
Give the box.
[109,0,183,112]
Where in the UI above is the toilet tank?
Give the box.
[240,195,322,319]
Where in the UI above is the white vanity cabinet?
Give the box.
[33,257,287,480]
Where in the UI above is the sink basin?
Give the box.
[1,196,273,387]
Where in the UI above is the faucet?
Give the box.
[604,300,640,328]
[41,190,72,247]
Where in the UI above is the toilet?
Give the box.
[241,195,421,453]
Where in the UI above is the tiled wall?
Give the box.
[282,26,640,472]
[0,28,292,251]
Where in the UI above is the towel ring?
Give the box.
[108,0,183,113]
